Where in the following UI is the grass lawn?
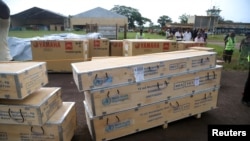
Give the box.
[8,30,248,71]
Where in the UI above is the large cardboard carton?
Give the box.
[88,38,110,58]
[0,102,76,141]
[189,46,214,52]
[31,39,88,72]
[0,62,48,99]
[84,65,222,116]
[123,39,177,56]
[177,41,206,50]
[85,88,219,141]
[31,39,89,60]
[72,50,217,91]
[110,40,123,56]
[0,87,62,125]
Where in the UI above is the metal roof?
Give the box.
[11,7,67,19]
[73,7,127,19]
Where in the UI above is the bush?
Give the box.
[158,31,166,36]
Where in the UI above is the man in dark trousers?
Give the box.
[242,50,250,107]
[0,0,13,61]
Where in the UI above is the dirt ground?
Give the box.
[45,68,250,141]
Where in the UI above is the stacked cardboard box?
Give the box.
[88,38,110,59]
[31,39,89,72]
[109,40,123,56]
[0,61,76,141]
[30,38,208,73]
[177,41,206,50]
[189,46,214,52]
[72,49,222,141]
[122,39,178,56]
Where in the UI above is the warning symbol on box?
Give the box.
[65,42,73,50]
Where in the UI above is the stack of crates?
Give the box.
[0,61,77,141]
[72,49,222,141]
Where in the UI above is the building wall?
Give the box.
[11,17,66,31]
[193,16,219,31]
[70,17,128,29]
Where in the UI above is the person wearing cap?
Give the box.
[223,31,236,64]
[239,32,250,65]
[0,0,13,61]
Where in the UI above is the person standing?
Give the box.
[194,33,204,42]
[183,29,192,41]
[136,29,145,39]
[239,32,250,65]
[223,31,236,64]
[242,53,250,107]
[174,29,183,41]
[0,0,13,61]
[165,29,170,39]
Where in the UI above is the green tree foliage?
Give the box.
[157,15,172,27]
[178,13,189,23]
[110,5,151,29]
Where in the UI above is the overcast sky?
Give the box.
[4,0,250,24]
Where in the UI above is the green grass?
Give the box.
[8,30,248,71]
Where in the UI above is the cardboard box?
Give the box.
[123,39,177,56]
[0,87,62,125]
[177,41,206,50]
[0,62,48,99]
[31,39,89,60]
[72,50,217,91]
[88,38,110,58]
[0,102,76,141]
[31,39,89,72]
[110,40,123,56]
[189,46,214,52]
[85,88,219,141]
[84,65,222,116]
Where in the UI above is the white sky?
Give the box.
[4,0,250,24]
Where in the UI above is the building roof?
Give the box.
[11,7,67,19]
[73,7,127,19]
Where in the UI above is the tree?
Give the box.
[157,15,172,27]
[179,14,189,24]
[110,5,151,29]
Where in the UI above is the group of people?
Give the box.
[165,28,207,43]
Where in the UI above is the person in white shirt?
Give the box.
[174,29,183,41]
[166,29,170,39]
[183,29,192,41]
[0,0,13,61]
[194,33,204,42]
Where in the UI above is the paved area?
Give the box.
[45,69,250,141]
